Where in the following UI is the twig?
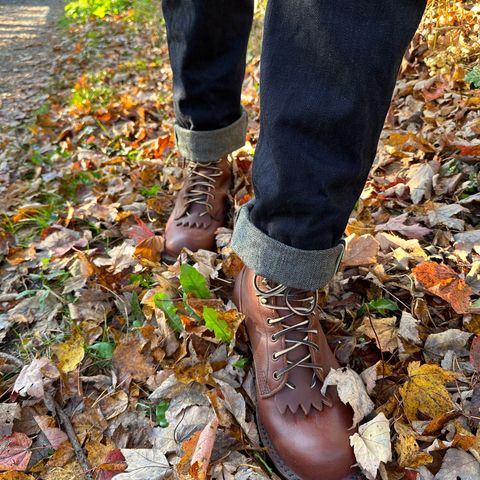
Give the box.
[0,293,18,302]
[44,392,93,480]
[0,352,24,369]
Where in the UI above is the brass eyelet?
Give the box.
[272,353,279,361]
[266,317,273,325]
[273,371,280,381]
[271,334,278,343]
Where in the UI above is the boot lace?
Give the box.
[183,161,222,217]
[253,275,322,390]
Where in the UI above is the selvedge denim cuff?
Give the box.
[174,109,247,163]
[231,201,345,290]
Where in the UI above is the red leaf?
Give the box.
[128,217,155,245]
[95,448,126,480]
[0,432,32,471]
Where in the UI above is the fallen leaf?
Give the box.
[115,449,172,479]
[398,311,422,346]
[189,417,218,480]
[357,317,398,353]
[321,367,374,427]
[434,448,480,480]
[375,213,431,240]
[394,421,433,468]
[342,234,379,267]
[52,330,85,373]
[13,358,57,399]
[349,413,391,480]
[407,161,438,204]
[412,262,473,314]
[0,432,32,471]
[112,335,155,386]
[0,405,20,437]
[399,362,456,421]
[427,203,468,230]
[423,329,473,362]
[34,416,68,450]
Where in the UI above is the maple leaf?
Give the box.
[350,413,391,480]
[0,432,32,472]
[412,262,473,314]
[399,362,456,421]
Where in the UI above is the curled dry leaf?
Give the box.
[394,421,433,469]
[13,358,58,399]
[412,262,473,314]
[423,329,473,362]
[321,367,374,428]
[349,413,391,480]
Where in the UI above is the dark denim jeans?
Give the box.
[162,0,427,290]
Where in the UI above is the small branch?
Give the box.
[0,293,18,302]
[44,392,93,480]
[0,352,24,369]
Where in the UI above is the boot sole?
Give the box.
[257,416,363,480]
[161,252,178,264]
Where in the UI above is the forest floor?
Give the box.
[0,2,479,480]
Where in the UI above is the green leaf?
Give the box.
[155,400,170,428]
[179,264,210,299]
[203,306,232,343]
[367,298,399,316]
[233,357,249,369]
[130,291,144,327]
[88,342,115,359]
[465,66,480,88]
[154,292,183,333]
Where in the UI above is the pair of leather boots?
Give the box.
[163,158,357,480]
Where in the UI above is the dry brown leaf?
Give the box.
[394,421,433,468]
[342,234,379,267]
[357,317,398,353]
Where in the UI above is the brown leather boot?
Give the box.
[233,267,357,480]
[163,157,232,263]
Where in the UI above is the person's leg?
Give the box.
[232,0,427,291]
[161,0,253,261]
[162,0,253,161]
[232,2,427,479]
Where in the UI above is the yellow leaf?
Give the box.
[399,362,456,422]
[394,421,433,468]
[53,330,85,373]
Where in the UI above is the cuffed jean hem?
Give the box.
[174,109,248,163]
[231,201,345,290]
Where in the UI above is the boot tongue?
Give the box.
[174,164,216,226]
[272,290,331,415]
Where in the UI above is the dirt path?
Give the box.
[0,0,64,127]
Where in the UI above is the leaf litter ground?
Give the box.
[0,1,479,479]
